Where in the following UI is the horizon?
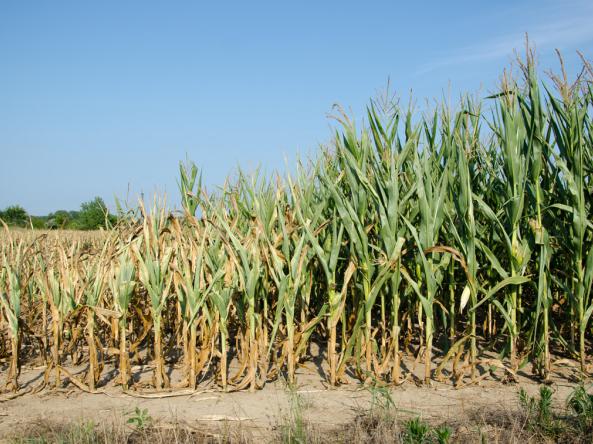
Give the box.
[2,0,593,214]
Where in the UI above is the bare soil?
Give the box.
[0,353,584,442]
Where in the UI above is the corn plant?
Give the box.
[265,180,318,384]
[446,101,481,380]
[80,242,112,390]
[38,246,79,388]
[0,241,23,391]
[404,133,450,384]
[548,60,593,373]
[517,52,554,378]
[132,201,173,390]
[173,219,224,389]
[479,75,533,368]
[109,248,135,389]
[366,100,415,382]
[214,183,265,391]
[293,170,345,385]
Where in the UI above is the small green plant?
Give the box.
[366,381,396,413]
[67,421,97,444]
[518,385,563,438]
[433,425,452,444]
[401,417,451,444]
[519,386,553,424]
[365,380,453,443]
[567,383,593,435]
[568,384,593,418]
[126,407,152,430]
[280,386,310,444]
[403,417,430,443]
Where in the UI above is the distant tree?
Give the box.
[45,210,77,229]
[30,216,46,229]
[77,197,110,230]
[0,205,28,227]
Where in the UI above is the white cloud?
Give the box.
[418,2,593,75]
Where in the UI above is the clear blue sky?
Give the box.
[1,0,592,215]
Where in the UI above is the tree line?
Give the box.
[0,197,116,230]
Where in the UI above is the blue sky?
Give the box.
[1,0,592,215]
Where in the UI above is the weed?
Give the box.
[278,385,314,444]
[366,381,396,414]
[126,407,153,431]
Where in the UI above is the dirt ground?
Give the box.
[0,355,585,441]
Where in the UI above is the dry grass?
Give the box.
[7,416,251,444]
[8,402,593,444]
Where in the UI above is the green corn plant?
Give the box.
[178,158,202,218]
[176,160,207,386]
[38,246,79,388]
[132,201,173,390]
[264,180,315,385]
[403,131,450,384]
[0,241,23,391]
[366,100,415,382]
[285,161,337,378]
[292,163,345,385]
[516,51,554,379]
[323,148,406,384]
[83,262,105,390]
[205,233,234,391]
[173,219,224,389]
[214,183,264,392]
[446,100,482,380]
[479,75,532,369]
[109,247,136,389]
[547,61,593,374]
[171,219,195,387]
[81,249,108,391]
[194,190,235,391]
[322,113,384,380]
[289,157,354,386]
[32,253,50,372]
[265,189,299,384]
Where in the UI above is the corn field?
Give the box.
[1,51,593,393]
